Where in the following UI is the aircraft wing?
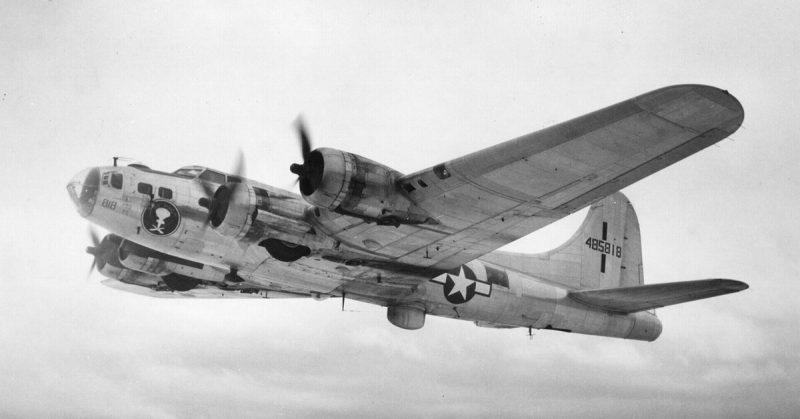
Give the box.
[317,85,744,271]
[568,278,749,313]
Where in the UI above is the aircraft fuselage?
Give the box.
[68,163,661,340]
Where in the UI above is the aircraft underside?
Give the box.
[69,84,748,341]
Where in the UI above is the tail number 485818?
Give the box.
[585,237,622,258]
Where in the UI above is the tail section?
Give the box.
[483,192,643,290]
[482,192,748,313]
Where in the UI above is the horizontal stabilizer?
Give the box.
[568,279,748,313]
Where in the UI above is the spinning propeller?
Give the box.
[84,227,121,280]
[289,117,322,195]
[85,226,102,278]
[197,149,246,227]
[198,118,317,225]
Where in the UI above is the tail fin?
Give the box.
[483,192,643,289]
[561,191,643,289]
[482,192,749,312]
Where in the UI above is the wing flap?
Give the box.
[568,278,748,313]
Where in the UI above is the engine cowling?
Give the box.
[96,249,125,280]
[208,183,257,240]
[118,240,172,275]
[89,235,202,291]
[92,243,162,289]
[298,148,434,226]
[87,234,125,278]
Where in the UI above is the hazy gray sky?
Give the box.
[2,1,799,417]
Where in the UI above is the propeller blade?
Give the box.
[227,148,247,197]
[290,116,316,191]
[199,180,216,201]
[232,148,246,179]
[87,257,97,280]
[198,149,248,227]
[86,226,101,280]
[88,226,100,247]
[295,117,312,161]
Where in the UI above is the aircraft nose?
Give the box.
[67,167,100,217]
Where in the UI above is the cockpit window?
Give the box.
[110,173,123,189]
[173,167,204,178]
[199,170,226,184]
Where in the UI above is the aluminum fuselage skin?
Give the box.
[70,164,661,341]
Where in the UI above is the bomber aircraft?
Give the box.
[68,85,747,341]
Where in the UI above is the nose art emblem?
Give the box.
[141,200,181,236]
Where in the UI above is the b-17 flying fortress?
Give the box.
[68,85,747,341]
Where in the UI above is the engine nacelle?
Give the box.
[97,251,125,279]
[387,305,426,330]
[299,148,434,226]
[90,236,203,291]
[118,240,172,275]
[94,248,162,289]
[205,183,336,260]
[209,183,257,240]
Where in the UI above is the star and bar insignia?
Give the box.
[430,265,491,304]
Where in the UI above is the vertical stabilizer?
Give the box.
[575,192,643,289]
[482,192,644,290]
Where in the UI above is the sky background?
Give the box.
[2,1,799,417]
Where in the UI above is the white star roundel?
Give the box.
[430,265,491,304]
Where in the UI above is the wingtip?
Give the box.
[689,84,745,133]
[637,84,745,135]
[713,278,749,292]
[731,280,749,292]
[689,84,743,110]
